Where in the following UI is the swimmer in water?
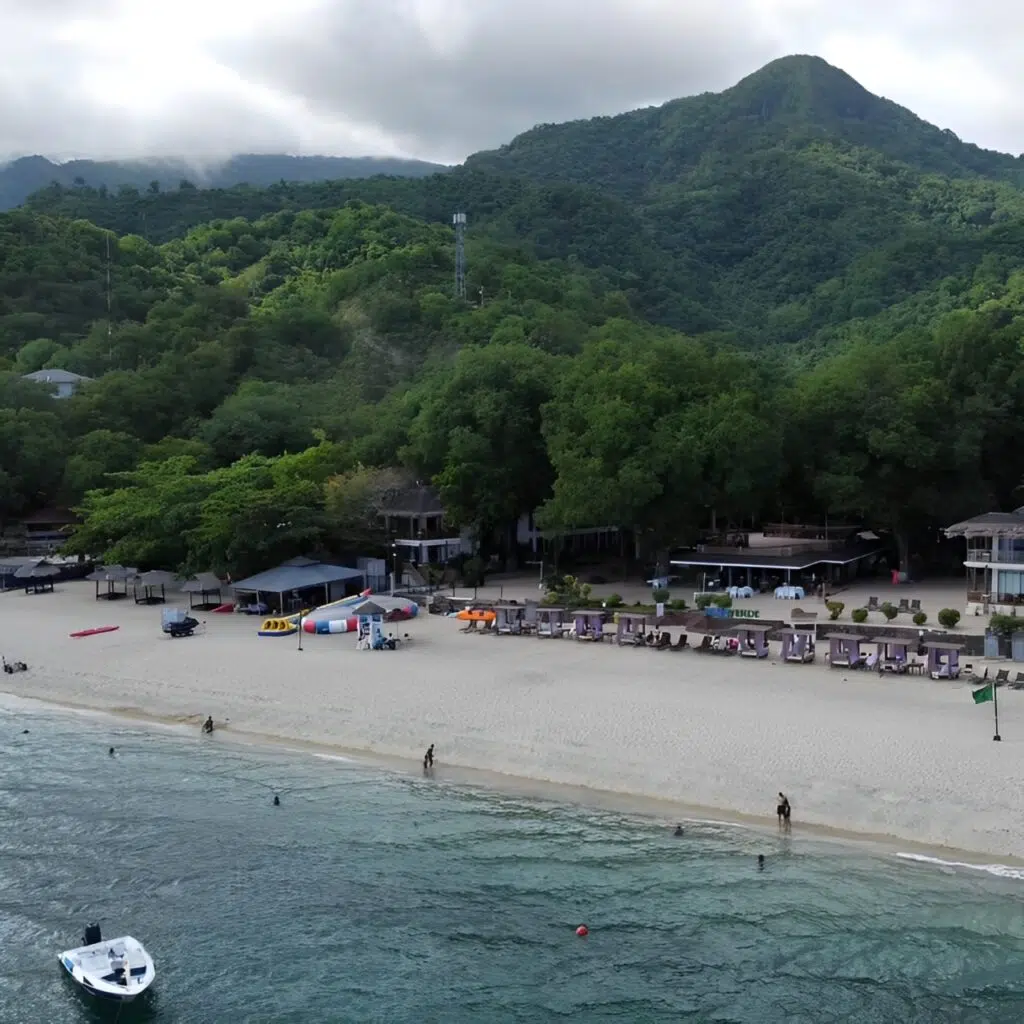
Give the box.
[108,747,115,756]
[273,794,280,806]
[758,854,765,870]
[673,824,683,837]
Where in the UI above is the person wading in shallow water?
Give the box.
[777,792,791,829]
[423,744,435,773]
[202,716,214,735]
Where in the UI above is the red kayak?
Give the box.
[69,626,120,638]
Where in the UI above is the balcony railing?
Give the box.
[966,548,1024,564]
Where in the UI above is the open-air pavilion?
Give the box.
[180,572,224,610]
[536,607,566,638]
[615,612,648,646]
[734,623,772,659]
[876,639,911,674]
[778,628,815,663]
[231,557,365,614]
[494,604,528,635]
[924,641,963,680]
[825,633,867,669]
[87,565,138,600]
[13,560,60,594]
[571,609,606,641]
[133,569,177,605]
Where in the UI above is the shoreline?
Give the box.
[5,687,1022,875]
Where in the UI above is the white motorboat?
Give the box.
[58,923,155,1001]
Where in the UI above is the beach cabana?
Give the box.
[494,604,527,635]
[876,639,910,674]
[87,565,137,600]
[231,557,365,614]
[133,569,177,605]
[734,623,771,659]
[924,641,963,679]
[536,607,566,638]
[571,609,605,642]
[180,572,224,610]
[615,612,647,646]
[825,632,866,668]
[779,628,815,663]
[13,560,60,595]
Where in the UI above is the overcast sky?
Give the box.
[2,0,1021,165]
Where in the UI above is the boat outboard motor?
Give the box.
[83,923,102,946]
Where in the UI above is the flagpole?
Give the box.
[993,676,1001,742]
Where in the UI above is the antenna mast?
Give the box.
[453,212,466,299]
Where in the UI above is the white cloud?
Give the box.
[0,0,1020,162]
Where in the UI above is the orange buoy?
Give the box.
[576,925,588,937]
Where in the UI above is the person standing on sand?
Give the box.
[777,792,791,827]
[202,716,214,735]
[423,744,434,771]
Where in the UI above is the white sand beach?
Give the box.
[1,580,1020,860]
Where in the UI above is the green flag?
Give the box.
[973,684,994,704]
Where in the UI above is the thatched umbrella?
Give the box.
[86,564,138,600]
[13,560,60,594]
[134,569,178,605]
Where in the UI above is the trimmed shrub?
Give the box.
[851,608,868,624]
[712,593,733,609]
[695,593,714,610]
[668,598,688,611]
[604,593,623,609]
[826,600,845,621]
[912,611,927,626]
[989,613,1024,637]
[937,608,961,630]
[880,602,898,621]
[651,587,670,604]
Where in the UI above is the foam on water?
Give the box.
[896,851,1024,881]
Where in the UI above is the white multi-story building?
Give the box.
[945,509,1024,615]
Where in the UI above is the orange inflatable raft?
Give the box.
[455,608,496,623]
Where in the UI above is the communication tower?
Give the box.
[453,212,467,299]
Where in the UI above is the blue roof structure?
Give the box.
[231,558,363,596]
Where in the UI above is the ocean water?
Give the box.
[1,706,1024,1024]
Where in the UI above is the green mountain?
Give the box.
[4,57,1024,572]
[0,154,448,211]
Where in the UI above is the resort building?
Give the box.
[21,368,92,398]
[379,484,472,566]
[945,509,1024,615]
[669,524,883,592]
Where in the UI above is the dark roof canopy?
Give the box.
[945,509,1024,538]
[379,484,444,517]
[86,565,138,582]
[180,572,223,593]
[670,542,881,572]
[135,570,177,587]
[13,561,60,579]
[231,559,363,595]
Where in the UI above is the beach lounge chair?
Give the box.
[898,598,910,614]
[672,633,689,651]
[695,635,713,653]
[910,599,921,612]
[995,669,1009,686]
[867,596,879,611]
[655,632,672,650]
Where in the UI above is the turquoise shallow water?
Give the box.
[1,704,1024,1023]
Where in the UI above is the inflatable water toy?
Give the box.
[258,617,298,637]
[302,615,358,634]
[212,603,235,614]
[69,626,120,638]
[455,608,496,623]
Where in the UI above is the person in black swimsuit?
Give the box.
[777,792,791,827]
[423,744,434,772]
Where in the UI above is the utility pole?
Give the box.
[453,212,466,299]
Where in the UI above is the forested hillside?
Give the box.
[4,55,1024,576]
[0,154,446,211]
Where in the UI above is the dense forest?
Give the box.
[0,154,446,211]
[3,55,1024,577]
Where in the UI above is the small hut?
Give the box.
[779,628,815,663]
[133,569,177,605]
[536,607,566,638]
[87,565,137,601]
[924,641,963,679]
[877,639,910,674]
[616,612,647,646]
[734,623,772,659]
[180,572,224,610]
[494,605,527,635]
[825,632,867,668]
[571,610,605,642]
